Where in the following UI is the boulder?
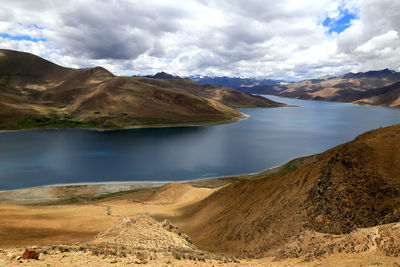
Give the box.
[22,248,39,260]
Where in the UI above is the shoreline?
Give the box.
[0,161,285,195]
[0,170,261,194]
[0,150,321,198]
[0,114,250,133]
[0,163,287,205]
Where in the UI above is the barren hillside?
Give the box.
[182,124,400,256]
[0,49,285,130]
[136,74,287,108]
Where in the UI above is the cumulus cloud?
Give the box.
[51,1,188,60]
[354,30,399,54]
[0,0,399,80]
[336,0,400,72]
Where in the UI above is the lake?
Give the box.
[1,95,400,190]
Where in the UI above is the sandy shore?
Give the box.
[0,151,314,205]
[0,182,168,205]
[0,176,242,205]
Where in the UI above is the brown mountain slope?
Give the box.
[265,69,400,106]
[0,49,74,87]
[134,75,287,108]
[181,125,400,256]
[0,49,252,130]
[353,81,400,107]
[66,77,244,128]
[0,49,74,123]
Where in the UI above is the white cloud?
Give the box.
[355,30,399,53]
[337,0,400,72]
[0,0,399,80]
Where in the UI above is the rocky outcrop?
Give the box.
[276,222,400,260]
[304,142,400,234]
[162,219,193,244]
[86,214,198,255]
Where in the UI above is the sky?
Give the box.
[0,0,399,81]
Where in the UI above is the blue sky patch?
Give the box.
[28,24,47,30]
[323,9,358,34]
[0,33,47,42]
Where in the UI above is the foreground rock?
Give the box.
[22,248,39,260]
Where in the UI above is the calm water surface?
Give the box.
[1,95,400,190]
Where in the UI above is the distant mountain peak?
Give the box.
[84,66,115,77]
[342,69,400,79]
[190,75,282,90]
[152,72,179,79]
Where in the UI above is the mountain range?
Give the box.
[143,73,284,108]
[0,49,285,130]
[190,75,282,91]
[235,69,400,107]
